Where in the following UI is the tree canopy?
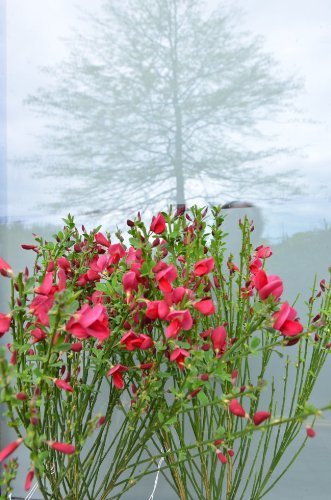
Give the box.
[27,0,300,214]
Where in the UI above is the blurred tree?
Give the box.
[27,0,300,213]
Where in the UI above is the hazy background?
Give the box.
[3,0,331,241]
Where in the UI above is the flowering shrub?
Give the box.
[0,206,330,499]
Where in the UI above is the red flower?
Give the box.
[122,271,138,303]
[0,438,23,462]
[0,257,13,278]
[107,364,127,389]
[0,313,11,336]
[30,327,46,343]
[164,286,195,306]
[249,257,262,275]
[166,310,193,338]
[30,271,65,326]
[54,379,74,393]
[216,450,227,464]
[120,330,140,351]
[253,411,271,426]
[150,213,166,234]
[255,245,272,259]
[211,326,227,354]
[170,348,190,370]
[126,246,143,264]
[29,295,54,326]
[155,264,177,293]
[193,298,215,315]
[108,243,126,265]
[194,257,215,277]
[57,257,71,272]
[254,270,283,301]
[95,232,111,248]
[25,470,35,491]
[306,426,316,438]
[273,302,304,336]
[35,271,54,295]
[229,399,247,418]
[47,441,76,455]
[133,334,154,350]
[145,300,170,320]
[66,304,110,341]
[87,254,111,279]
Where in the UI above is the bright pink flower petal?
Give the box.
[150,213,166,234]
[0,257,13,277]
[35,272,54,295]
[0,313,11,336]
[254,270,268,290]
[194,299,215,315]
[280,319,303,336]
[211,326,227,352]
[194,257,215,277]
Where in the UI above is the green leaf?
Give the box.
[164,415,177,426]
[215,425,226,438]
[197,391,209,406]
[251,337,261,350]
[54,343,72,352]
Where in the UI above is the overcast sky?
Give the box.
[5,0,331,237]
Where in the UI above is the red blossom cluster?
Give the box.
[0,207,328,491]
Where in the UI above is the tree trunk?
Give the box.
[170,1,185,210]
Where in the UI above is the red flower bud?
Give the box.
[253,411,271,426]
[188,387,202,399]
[306,426,316,438]
[0,438,23,462]
[16,392,27,401]
[54,379,74,392]
[96,416,106,428]
[47,441,76,454]
[95,232,111,248]
[10,349,17,365]
[216,450,227,464]
[25,469,35,491]
[71,342,83,352]
[229,399,247,418]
